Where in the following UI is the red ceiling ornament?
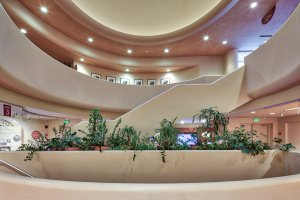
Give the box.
[262,5,276,25]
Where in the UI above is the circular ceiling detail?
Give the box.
[72,0,222,36]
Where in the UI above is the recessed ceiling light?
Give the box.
[40,6,48,13]
[203,35,209,41]
[201,119,207,123]
[88,37,93,43]
[125,68,130,72]
[20,28,27,34]
[164,48,169,53]
[166,68,170,72]
[250,111,256,114]
[127,49,132,54]
[270,112,276,115]
[222,40,228,45]
[80,58,84,62]
[180,120,185,124]
[250,2,258,8]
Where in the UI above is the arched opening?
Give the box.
[0,117,24,151]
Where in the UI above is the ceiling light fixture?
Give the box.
[20,28,27,34]
[125,68,130,72]
[250,2,258,9]
[180,120,185,124]
[40,6,48,13]
[88,37,94,43]
[222,40,228,45]
[166,68,170,72]
[286,107,300,111]
[250,111,256,114]
[270,112,276,115]
[164,48,169,53]
[80,58,84,62]
[203,35,209,41]
[127,49,132,54]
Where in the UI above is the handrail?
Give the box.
[0,159,34,178]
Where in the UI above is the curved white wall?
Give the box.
[245,5,300,98]
[76,59,224,85]
[0,4,221,113]
[1,151,300,200]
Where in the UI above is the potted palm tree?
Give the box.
[193,107,229,142]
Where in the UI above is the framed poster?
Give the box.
[91,73,101,79]
[120,78,130,84]
[160,78,170,85]
[147,79,156,85]
[134,79,143,85]
[106,76,116,83]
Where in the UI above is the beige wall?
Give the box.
[0,150,286,182]
[99,67,251,135]
[76,56,224,85]
[245,5,300,98]
[2,151,300,200]
[224,49,238,75]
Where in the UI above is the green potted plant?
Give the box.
[193,107,229,142]
[155,118,180,162]
[80,108,109,151]
[53,124,82,151]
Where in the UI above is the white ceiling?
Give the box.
[72,0,222,36]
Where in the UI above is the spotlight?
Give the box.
[40,6,48,13]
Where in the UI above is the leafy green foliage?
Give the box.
[193,107,229,137]
[18,135,49,161]
[155,118,180,150]
[80,108,108,149]
[53,124,82,149]
[273,137,295,151]
[107,123,141,150]
[17,107,296,163]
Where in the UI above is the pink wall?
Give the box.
[278,115,300,146]
[228,117,278,142]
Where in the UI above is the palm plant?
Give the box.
[155,118,180,150]
[193,107,229,140]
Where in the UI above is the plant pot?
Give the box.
[95,146,111,151]
[65,147,80,151]
[190,145,199,150]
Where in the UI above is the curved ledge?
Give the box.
[2,0,227,69]
[55,0,237,45]
[1,151,300,200]
[245,4,300,98]
[0,3,222,112]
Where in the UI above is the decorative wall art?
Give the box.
[160,78,170,85]
[147,79,156,85]
[120,78,130,84]
[134,79,143,85]
[106,76,116,83]
[91,73,101,79]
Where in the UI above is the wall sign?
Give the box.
[32,131,41,140]
[3,104,11,117]
[253,117,260,123]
